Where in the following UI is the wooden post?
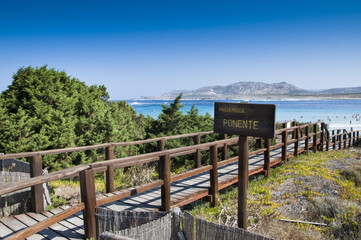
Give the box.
[80,169,97,240]
[238,136,248,230]
[332,130,336,150]
[313,124,317,153]
[358,131,360,141]
[160,154,171,211]
[222,134,228,160]
[294,128,299,157]
[344,133,347,149]
[337,130,341,150]
[209,145,219,207]
[291,121,296,139]
[29,156,44,213]
[193,134,201,168]
[282,130,288,163]
[264,138,270,177]
[106,146,114,193]
[320,123,325,151]
[353,132,356,146]
[349,133,352,148]
[158,139,165,179]
[325,130,330,151]
[257,137,263,149]
[305,126,309,155]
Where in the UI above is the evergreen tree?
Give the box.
[0,66,144,170]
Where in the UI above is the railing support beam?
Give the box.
[209,145,219,207]
[264,138,270,177]
[313,124,318,153]
[305,126,309,155]
[30,155,44,213]
[238,136,248,230]
[80,169,97,240]
[160,154,171,211]
[106,146,114,193]
[193,134,201,168]
[282,130,288,163]
[222,134,228,161]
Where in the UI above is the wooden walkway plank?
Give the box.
[0,221,15,239]
[0,216,46,240]
[26,212,81,240]
[42,211,84,236]
[13,214,64,240]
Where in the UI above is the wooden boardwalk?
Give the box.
[0,141,303,240]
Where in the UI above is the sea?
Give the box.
[126,99,361,131]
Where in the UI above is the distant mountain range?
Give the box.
[142,81,361,100]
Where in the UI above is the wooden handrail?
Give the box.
[1,120,360,240]
[0,131,215,160]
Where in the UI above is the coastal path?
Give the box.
[0,121,359,239]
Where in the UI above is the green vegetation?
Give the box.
[0,66,143,170]
[188,149,361,239]
[0,66,217,172]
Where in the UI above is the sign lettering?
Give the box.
[214,102,276,138]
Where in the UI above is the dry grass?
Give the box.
[189,147,361,240]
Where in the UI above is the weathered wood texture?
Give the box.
[0,122,359,239]
[98,208,273,240]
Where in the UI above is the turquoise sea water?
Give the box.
[126,99,361,131]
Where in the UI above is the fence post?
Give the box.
[264,138,270,177]
[160,154,171,211]
[106,145,114,193]
[358,131,360,141]
[222,134,228,161]
[29,155,44,213]
[320,123,325,151]
[344,133,347,149]
[353,132,356,146]
[337,130,341,149]
[209,145,218,207]
[80,168,97,240]
[313,124,318,153]
[332,130,336,150]
[326,130,330,151]
[294,128,299,157]
[238,136,248,230]
[282,130,288,163]
[193,134,201,168]
[305,126,309,155]
[257,137,263,149]
[158,139,165,179]
[291,121,296,139]
[349,133,352,148]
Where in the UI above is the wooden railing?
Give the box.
[0,121,360,239]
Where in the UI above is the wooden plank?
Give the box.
[26,212,81,240]
[79,169,97,239]
[42,211,84,236]
[209,145,219,207]
[52,208,84,226]
[238,136,248,230]
[105,146,115,193]
[11,213,66,240]
[0,217,45,240]
[29,156,44,213]
[0,221,14,239]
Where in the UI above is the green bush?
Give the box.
[0,66,144,170]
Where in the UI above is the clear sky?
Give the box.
[1,0,361,100]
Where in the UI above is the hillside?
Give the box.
[142,81,361,100]
[189,147,361,239]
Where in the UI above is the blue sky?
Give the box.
[1,0,361,99]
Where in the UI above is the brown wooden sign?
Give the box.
[214,102,276,138]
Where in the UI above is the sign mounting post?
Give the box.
[214,102,276,230]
